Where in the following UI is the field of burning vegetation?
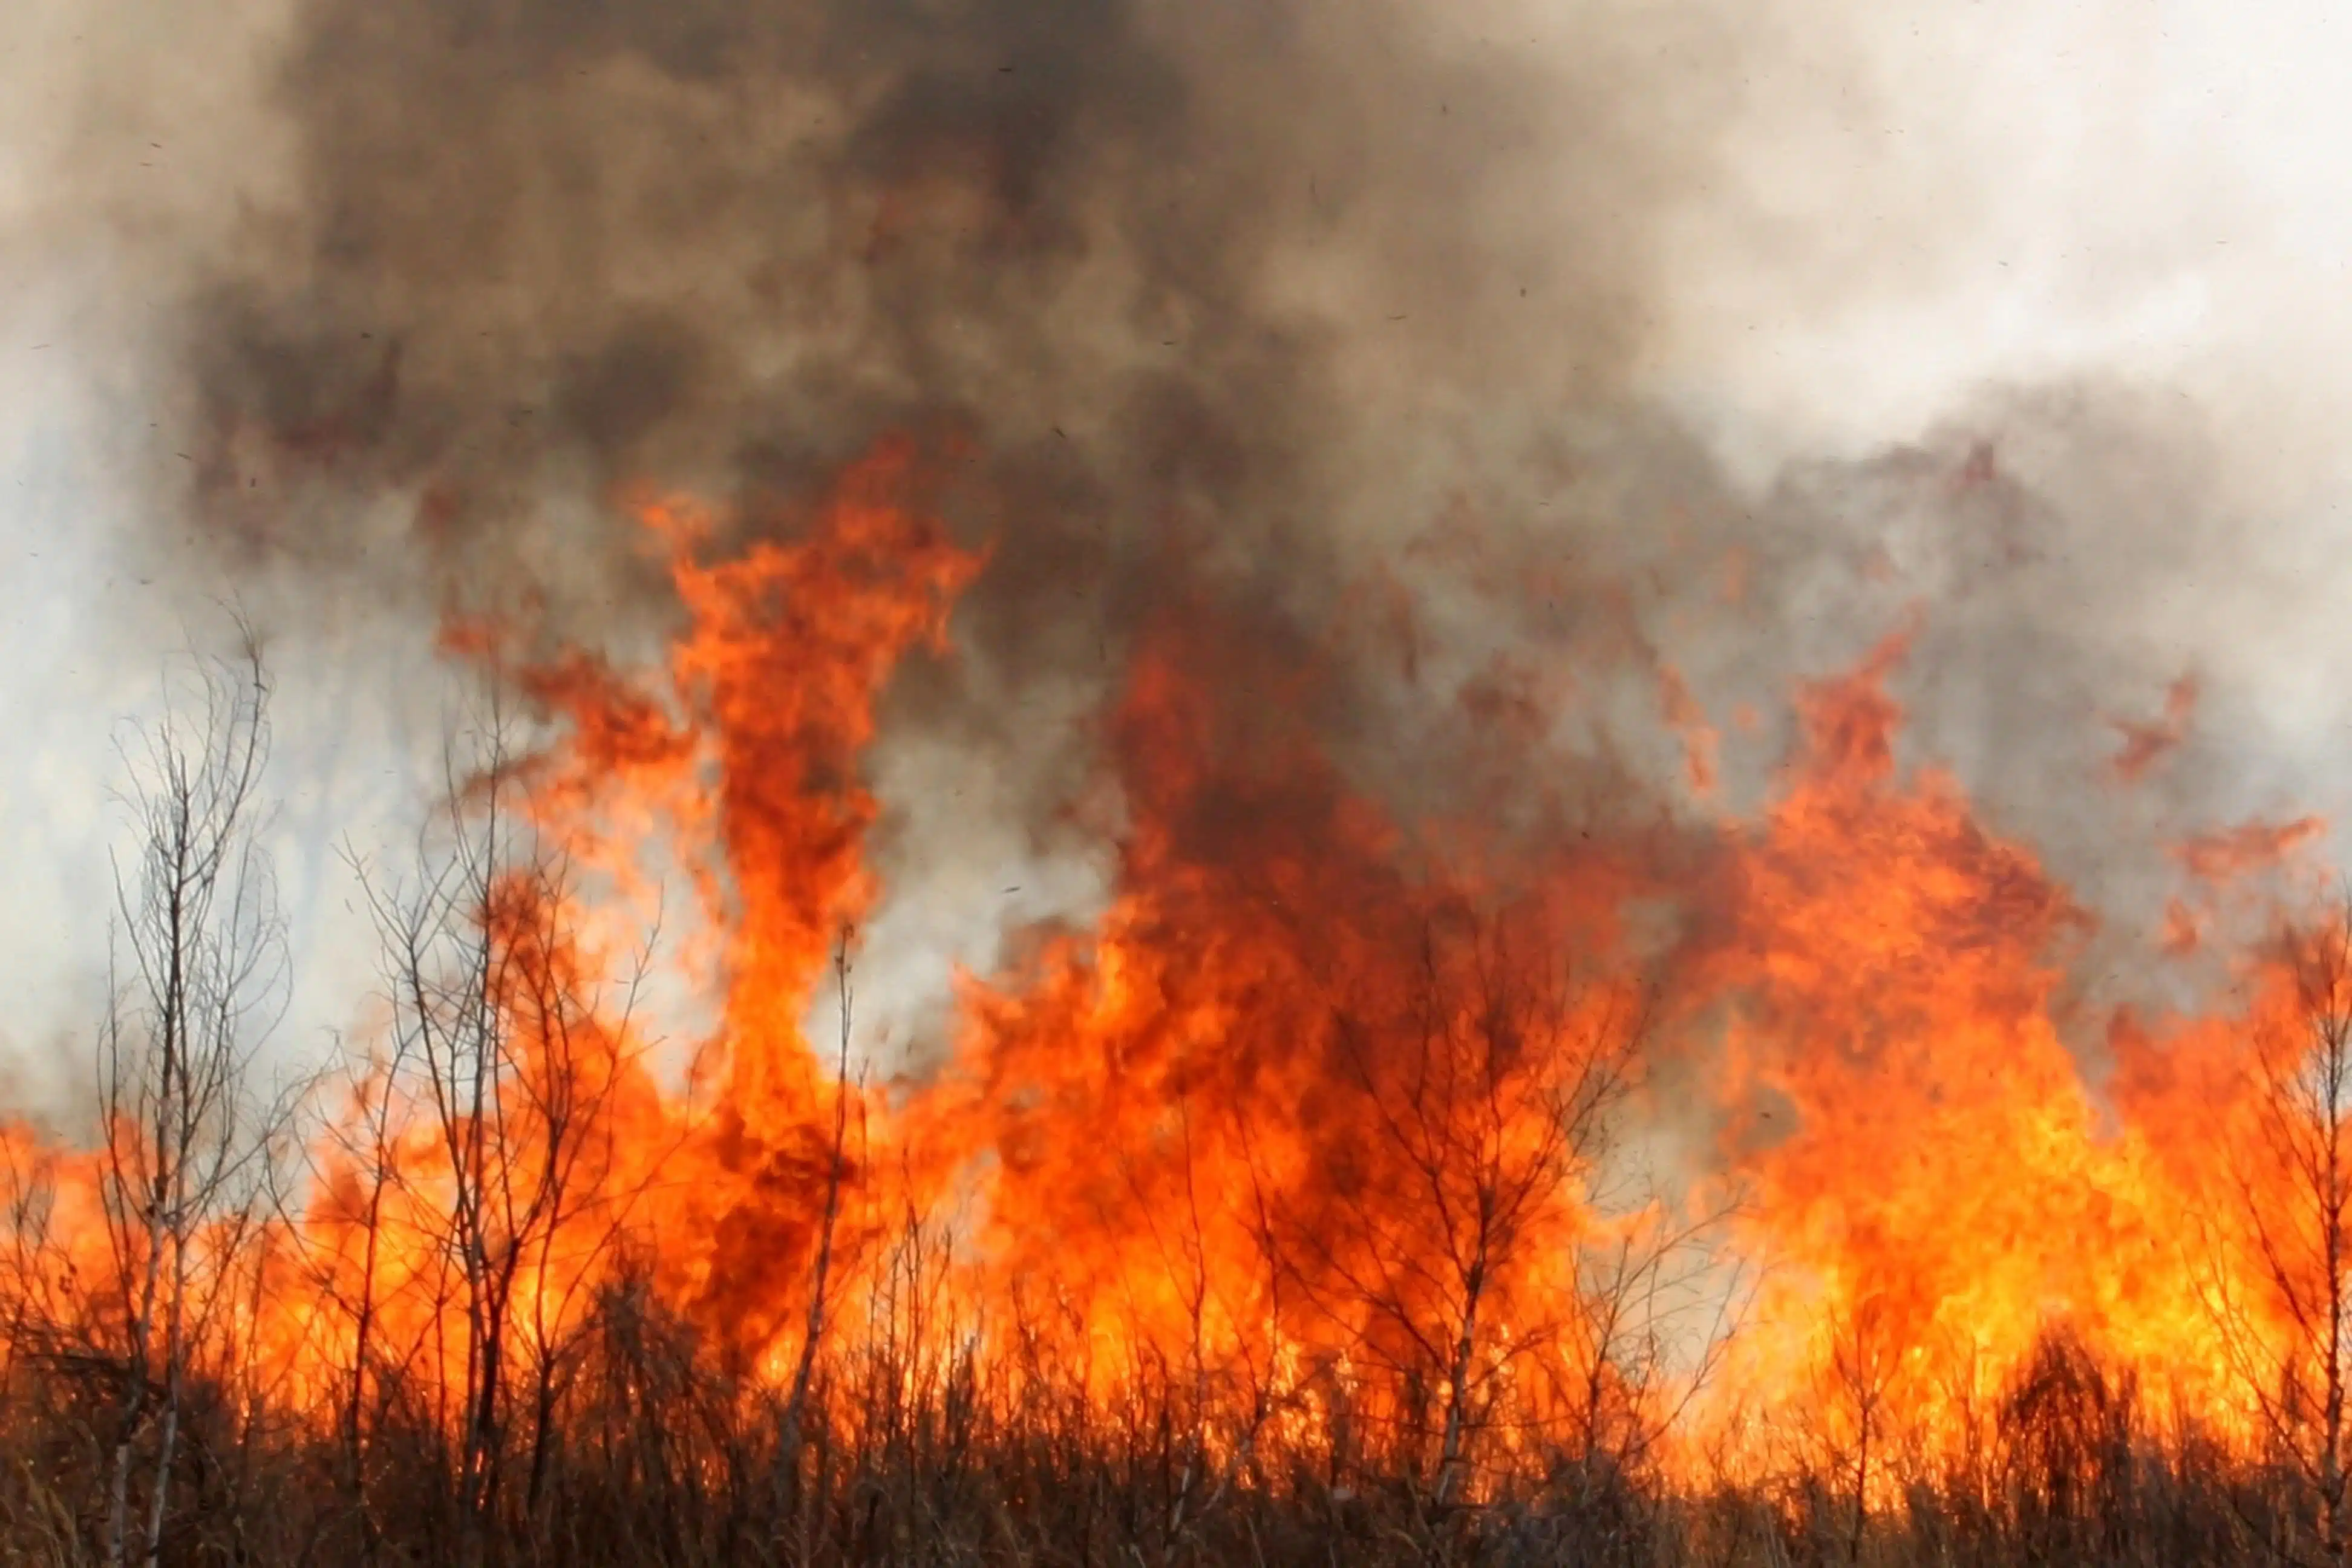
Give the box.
[5,0,2350,1563]
[2,442,2348,1567]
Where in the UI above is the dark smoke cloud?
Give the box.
[138,0,1759,910]
[171,0,1708,632]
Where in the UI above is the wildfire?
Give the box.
[4,437,2342,1508]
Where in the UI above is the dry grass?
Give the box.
[0,1282,2323,1568]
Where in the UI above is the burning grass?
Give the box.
[1,446,2344,1566]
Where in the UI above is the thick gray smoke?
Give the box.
[8,0,2350,1083]
[162,0,1731,681]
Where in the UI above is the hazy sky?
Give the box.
[5,0,2352,1115]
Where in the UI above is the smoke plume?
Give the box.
[13,0,2348,1071]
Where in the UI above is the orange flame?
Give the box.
[7,443,2347,1503]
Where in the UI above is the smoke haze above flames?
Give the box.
[4,0,2351,1091]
